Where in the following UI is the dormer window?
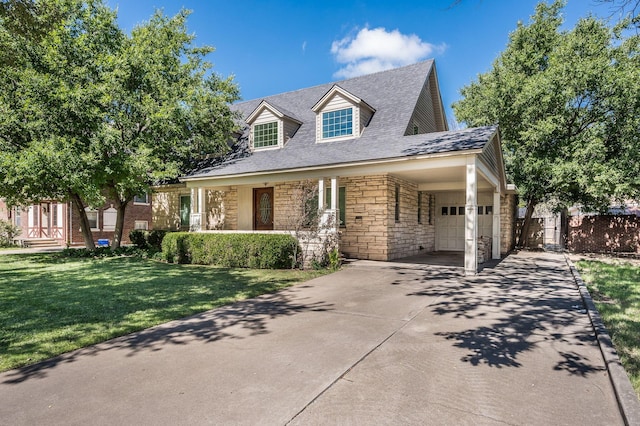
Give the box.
[246,100,301,151]
[322,108,353,139]
[312,85,375,143]
[254,121,278,148]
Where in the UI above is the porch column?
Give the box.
[318,178,325,210]
[198,187,205,230]
[465,156,478,275]
[492,190,501,259]
[330,177,338,230]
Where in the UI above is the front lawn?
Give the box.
[0,253,328,372]
[576,259,640,397]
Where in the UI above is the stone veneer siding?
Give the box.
[500,193,517,255]
[153,184,238,231]
[340,174,435,261]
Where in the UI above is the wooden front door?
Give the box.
[254,187,274,230]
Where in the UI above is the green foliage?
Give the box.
[162,232,299,269]
[0,253,327,371]
[59,245,149,258]
[0,218,20,246]
[0,0,240,249]
[328,248,342,271]
[577,259,640,397]
[129,229,167,250]
[453,0,640,214]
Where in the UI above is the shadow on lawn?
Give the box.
[3,288,332,384]
[394,252,606,376]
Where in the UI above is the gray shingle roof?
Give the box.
[184,61,497,180]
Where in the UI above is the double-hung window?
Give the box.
[254,122,278,149]
[322,108,353,139]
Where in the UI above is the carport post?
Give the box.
[465,156,478,275]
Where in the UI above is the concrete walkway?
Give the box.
[0,252,625,425]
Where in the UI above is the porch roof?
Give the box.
[183,125,499,181]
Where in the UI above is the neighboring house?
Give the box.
[153,60,517,275]
[0,195,152,247]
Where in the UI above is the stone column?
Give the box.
[492,190,501,259]
[465,156,478,275]
[318,178,325,211]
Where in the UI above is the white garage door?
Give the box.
[435,193,494,252]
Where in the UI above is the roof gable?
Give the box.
[246,100,302,125]
[311,85,375,114]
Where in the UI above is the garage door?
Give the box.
[435,193,494,252]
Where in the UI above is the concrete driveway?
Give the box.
[0,252,625,425]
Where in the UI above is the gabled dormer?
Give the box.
[312,85,375,143]
[246,100,302,151]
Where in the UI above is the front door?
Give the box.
[254,187,274,230]
[180,195,191,229]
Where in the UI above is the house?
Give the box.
[0,196,152,247]
[153,60,517,275]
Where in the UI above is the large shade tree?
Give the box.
[0,0,239,249]
[452,0,640,246]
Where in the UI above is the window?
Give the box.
[478,206,484,215]
[86,209,99,230]
[15,207,21,227]
[134,193,150,204]
[134,220,148,230]
[441,206,448,216]
[180,195,191,228]
[450,206,457,216]
[486,205,493,215]
[458,206,465,216]
[413,123,419,135]
[325,187,346,226]
[395,185,400,222]
[322,108,353,139]
[417,192,422,224]
[254,122,278,148]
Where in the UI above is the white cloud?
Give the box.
[331,27,446,79]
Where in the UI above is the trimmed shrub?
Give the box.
[162,233,298,269]
[129,230,148,248]
[129,229,168,250]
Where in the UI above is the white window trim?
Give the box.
[85,208,100,232]
[318,106,355,143]
[252,120,282,151]
[134,220,149,230]
[133,193,150,205]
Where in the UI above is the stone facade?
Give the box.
[500,193,518,255]
[339,174,435,261]
[153,184,238,231]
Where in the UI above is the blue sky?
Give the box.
[106,0,622,123]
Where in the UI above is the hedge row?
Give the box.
[129,229,168,250]
[161,232,298,269]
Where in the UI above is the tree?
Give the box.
[0,0,122,248]
[97,9,239,248]
[452,0,640,246]
[0,0,239,249]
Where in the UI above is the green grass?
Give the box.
[576,259,640,397]
[0,253,328,372]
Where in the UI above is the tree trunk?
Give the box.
[71,193,95,250]
[111,196,128,250]
[517,197,537,248]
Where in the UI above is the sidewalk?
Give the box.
[0,251,627,425]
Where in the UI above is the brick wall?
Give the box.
[70,199,152,246]
[567,215,640,253]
